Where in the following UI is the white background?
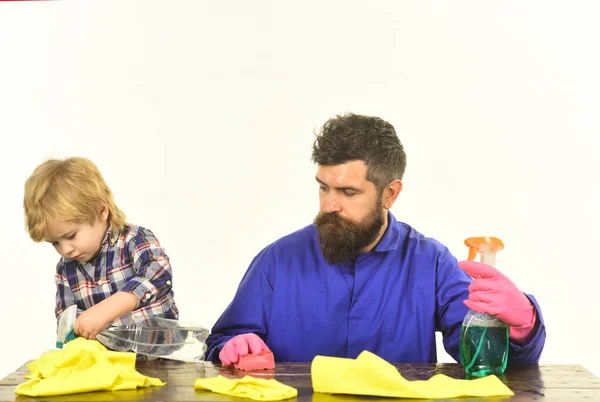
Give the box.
[1,0,598,379]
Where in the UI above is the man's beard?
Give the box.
[314,201,385,265]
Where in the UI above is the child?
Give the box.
[23,157,179,340]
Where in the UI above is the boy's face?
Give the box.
[45,208,109,263]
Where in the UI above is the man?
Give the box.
[205,113,545,366]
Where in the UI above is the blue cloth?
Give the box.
[206,212,545,363]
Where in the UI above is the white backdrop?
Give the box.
[1,0,598,379]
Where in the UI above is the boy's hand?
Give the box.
[74,305,112,340]
[74,291,139,340]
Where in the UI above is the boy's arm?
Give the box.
[74,228,175,339]
[55,260,76,320]
[118,227,175,308]
[74,292,138,339]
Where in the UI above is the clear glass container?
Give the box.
[96,315,209,363]
[460,310,509,377]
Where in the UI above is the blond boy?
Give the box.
[24,157,178,340]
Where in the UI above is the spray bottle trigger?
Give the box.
[467,247,477,261]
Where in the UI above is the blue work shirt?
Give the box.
[206,212,545,363]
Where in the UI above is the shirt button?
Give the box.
[145,294,152,299]
[166,280,171,285]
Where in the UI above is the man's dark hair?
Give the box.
[311,113,407,192]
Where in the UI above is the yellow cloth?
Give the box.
[15,338,165,397]
[311,351,514,399]
[195,375,298,401]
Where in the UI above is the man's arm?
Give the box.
[458,260,546,363]
[205,246,274,362]
[436,253,546,364]
[506,294,546,364]
[435,250,472,362]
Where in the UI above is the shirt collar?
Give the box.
[100,225,120,249]
[373,210,402,252]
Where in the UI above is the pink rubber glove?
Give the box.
[458,260,537,344]
[219,333,269,366]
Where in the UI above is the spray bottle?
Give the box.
[56,305,78,348]
[459,236,509,377]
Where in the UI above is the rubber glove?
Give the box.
[458,260,537,344]
[219,333,269,366]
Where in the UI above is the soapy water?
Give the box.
[460,312,508,377]
[463,313,507,327]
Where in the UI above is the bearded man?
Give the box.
[205,113,546,366]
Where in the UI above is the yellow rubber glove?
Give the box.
[15,338,164,397]
[195,375,297,401]
[312,350,514,399]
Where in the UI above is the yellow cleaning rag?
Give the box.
[311,351,514,399]
[195,375,298,401]
[15,338,165,397]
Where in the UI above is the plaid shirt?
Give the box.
[55,224,179,324]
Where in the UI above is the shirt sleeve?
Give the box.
[435,250,546,364]
[55,259,76,321]
[507,294,547,364]
[435,250,472,362]
[119,228,175,307]
[205,245,274,362]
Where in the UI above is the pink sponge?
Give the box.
[234,350,275,371]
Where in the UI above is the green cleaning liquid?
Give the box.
[460,311,509,377]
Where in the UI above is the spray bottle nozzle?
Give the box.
[464,236,504,267]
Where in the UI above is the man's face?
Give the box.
[314,160,385,264]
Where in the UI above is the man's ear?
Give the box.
[383,180,403,210]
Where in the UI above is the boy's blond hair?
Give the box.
[24,157,127,242]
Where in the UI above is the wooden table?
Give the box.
[1,361,599,401]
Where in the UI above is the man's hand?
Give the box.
[219,333,269,366]
[458,260,537,344]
